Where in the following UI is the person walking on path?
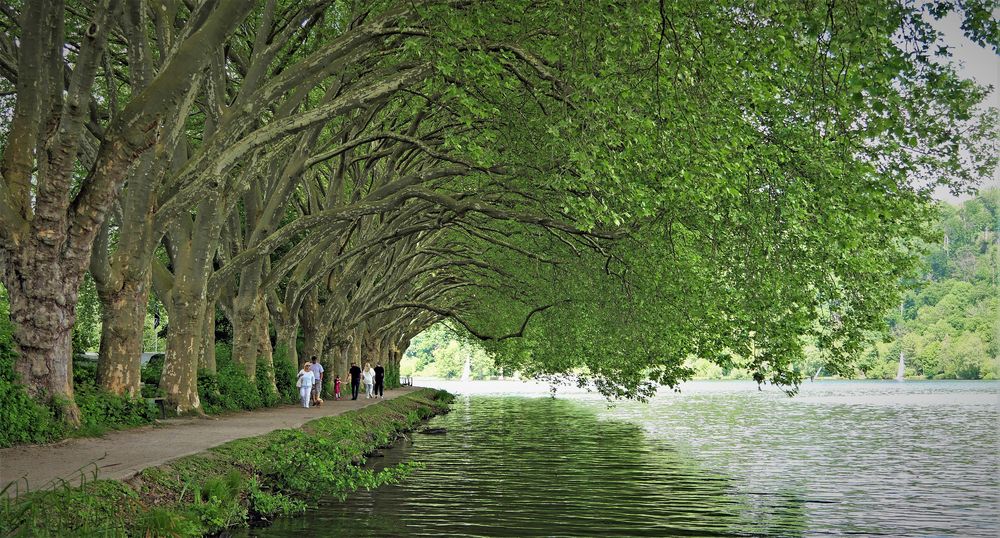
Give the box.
[310,356,325,404]
[374,363,385,398]
[296,363,315,408]
[363,363,375,398]
[348,362,362,400]
[333,374,342,400]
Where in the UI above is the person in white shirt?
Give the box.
[297,363,315,408]
[310,357,325,404]
[363,362,375,398]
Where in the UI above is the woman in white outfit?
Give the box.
[297,363,315,408]
[363,362,375,398]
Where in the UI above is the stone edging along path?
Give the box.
[0,386,421,497]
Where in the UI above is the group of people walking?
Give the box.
[296,357,386,408]
[349,361,385,400]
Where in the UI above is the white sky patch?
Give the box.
[928,12,999,202]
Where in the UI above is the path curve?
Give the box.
[1,387,420,497]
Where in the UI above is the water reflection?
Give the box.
[240,381,999,537]
[244,397,807,537]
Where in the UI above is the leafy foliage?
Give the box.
[0,0,996,418]
[199,343,300,413]
[272,345,300,404]
[432,1,997,397]
[71,274,101,356]
[72,355,158,434]
[198,366,262,415]
[140,354,164,396]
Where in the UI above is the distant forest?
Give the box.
[864,190,998,380]
[406,191,999,381]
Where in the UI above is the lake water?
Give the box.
[241,380,1000,537]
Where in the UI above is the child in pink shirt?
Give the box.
[334,375,342,400]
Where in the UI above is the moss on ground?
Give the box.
[1,389,453,537]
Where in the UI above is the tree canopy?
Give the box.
[0,0,996,420]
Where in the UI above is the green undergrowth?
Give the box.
[0,335,301,448]
[1,388,454,537]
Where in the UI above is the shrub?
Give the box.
[72,356,98,388]
[247,477,305,520]
[272,346,298,404]
[141,353,164,386]
[1,477,143,535]
[199,351,262,414]
[185,471,249,531]
[133,507,202,537]
[75,385,157,431]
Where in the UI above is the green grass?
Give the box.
[0,389,453,537]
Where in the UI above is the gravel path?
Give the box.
[1,387,419,497]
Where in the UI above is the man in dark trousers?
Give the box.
[373,363,385,398]
[348,362,362,400]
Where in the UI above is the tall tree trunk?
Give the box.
[276,322,298,369]
[301,327,327,368]
[388,348,402,388]
[6,277,81,424]
[254,301,276,392]
[335,341,350,381]
[231,260,265,379]
[363,336,379,369]
[200,303,217,373]
[95,273,149,396]
[159,199,221,414]
[160,287,205,414]
[232,297,260,380]
[347,336,362,372]
[321,338,339,398]
[300,291,324,366]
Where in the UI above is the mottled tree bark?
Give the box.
[6,275,80,423]
[254,302,276,392]
[336,342,351,382]
[159,290,205,414]
[0,1,254,424]
[95,273,149,396]
[301,310,327,368]
[276,322,299,369]
[200,304,217,373]
[159,197,221,413]
[231,259,266,379]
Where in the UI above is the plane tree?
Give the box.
[0,0,254,422]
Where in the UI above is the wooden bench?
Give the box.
[401,376,413,386]
[146,397,167,419]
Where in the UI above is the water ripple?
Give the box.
[242,381,1000,537]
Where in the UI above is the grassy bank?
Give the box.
[1,388,453,537]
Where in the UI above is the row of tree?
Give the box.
[0,1,996,422]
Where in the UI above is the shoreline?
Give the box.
[1,386,425,495]
[0,388,454,536]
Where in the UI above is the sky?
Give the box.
[930,12,1000,203]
